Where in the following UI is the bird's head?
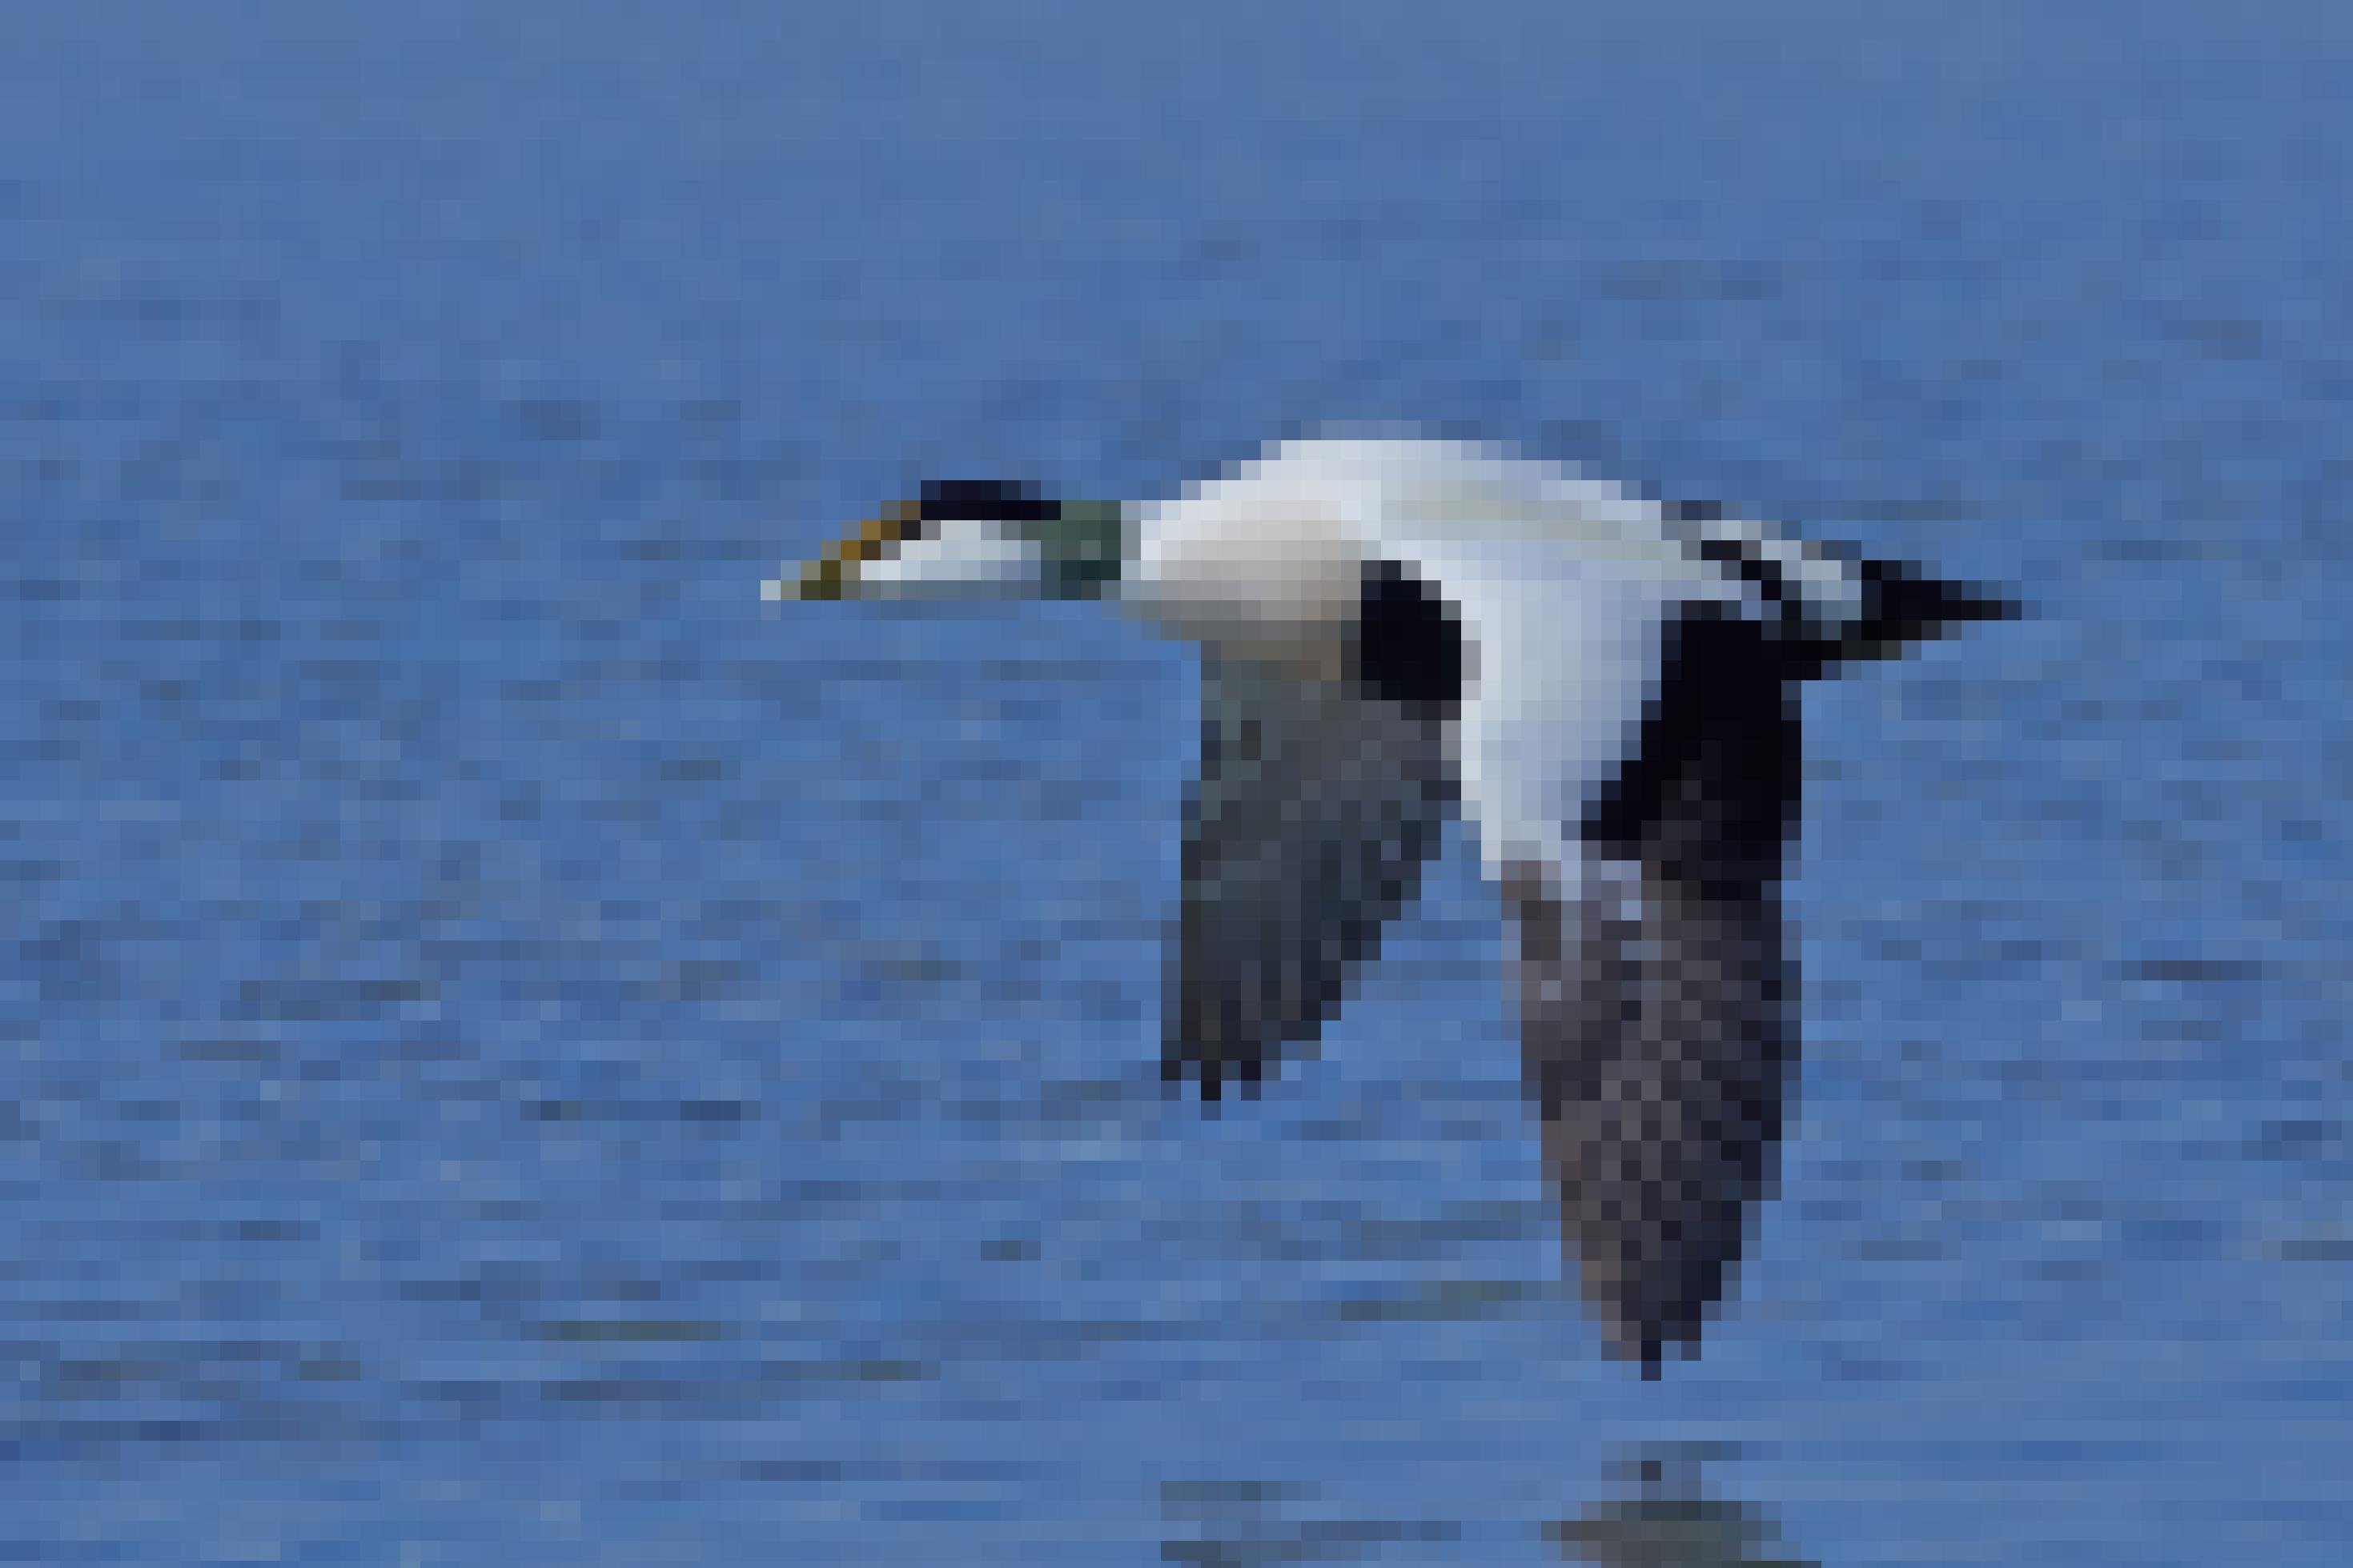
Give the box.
[765,480,1129,604]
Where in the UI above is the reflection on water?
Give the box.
[1154,1447,1810,1566]
[1548,1446,1813,1568]
[1158,1476,1462,1565]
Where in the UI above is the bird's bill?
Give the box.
[762,503,925,602]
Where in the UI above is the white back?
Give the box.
[1127,438,1753,892]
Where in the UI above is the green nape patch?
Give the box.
[1030,499,1130,600]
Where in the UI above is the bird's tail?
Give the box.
[1664,503,2021,678]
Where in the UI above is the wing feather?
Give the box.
[1513,607,1801,1373]
[1168,656,1455,1100]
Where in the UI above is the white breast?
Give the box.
[1124,457,1367,677]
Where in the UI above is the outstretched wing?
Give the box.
[1168,655,1456,1101]
[1513,608,1801,1374]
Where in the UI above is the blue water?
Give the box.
[3,2,2348,1562]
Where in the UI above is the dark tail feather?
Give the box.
[1797,558,2021,679]
[1662,503,2019,680]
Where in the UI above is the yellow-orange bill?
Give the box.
[762,502,922,601]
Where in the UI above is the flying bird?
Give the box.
[767,437,2012,1374]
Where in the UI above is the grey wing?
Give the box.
[1514,608,1801,1374]
[1168,656,1456,1101]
